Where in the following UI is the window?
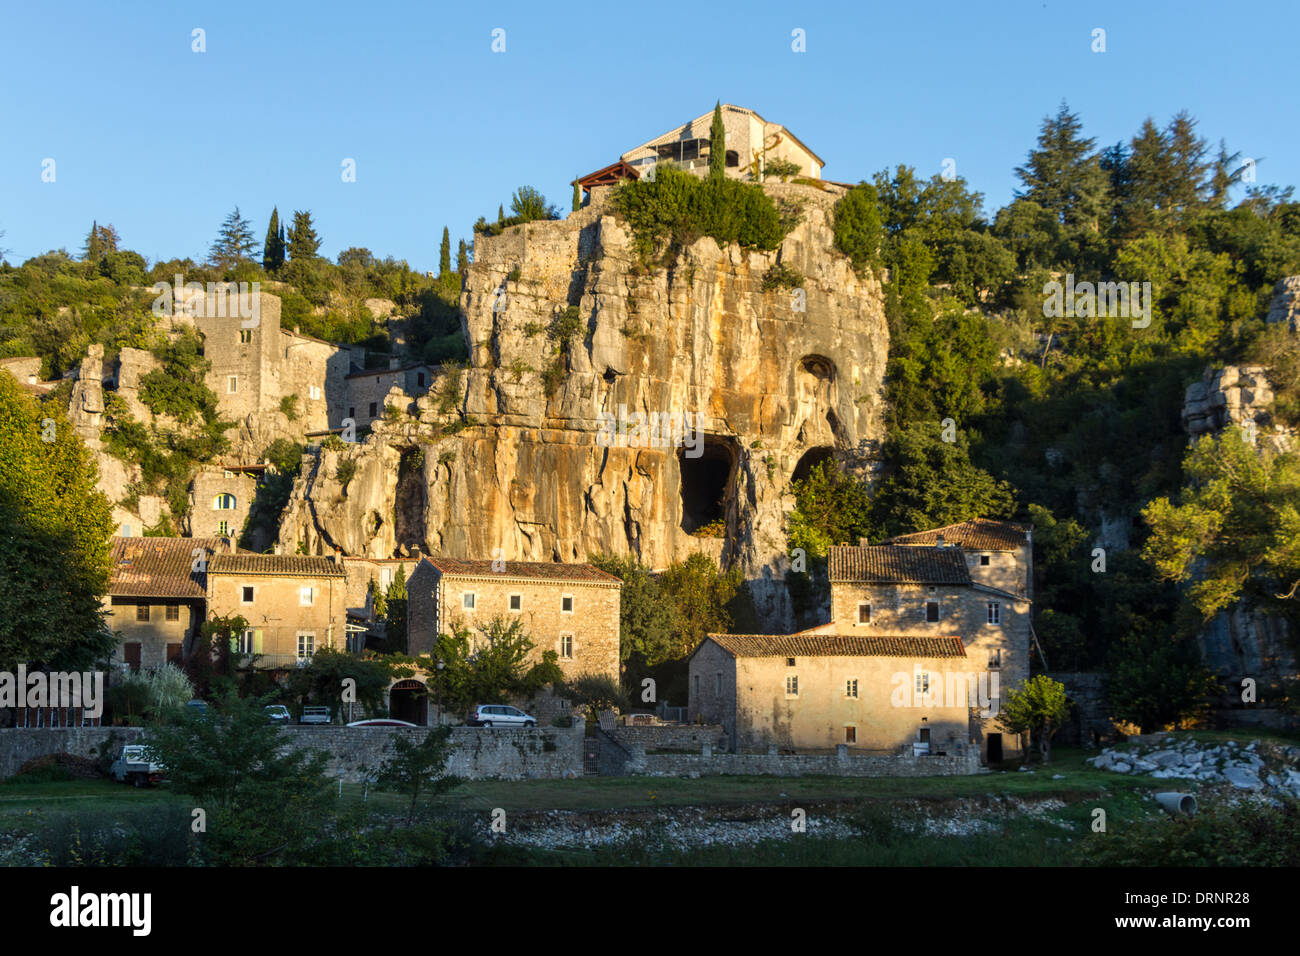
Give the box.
[238,629,256,654]
[987,602,1001,625]
[925,601,940,623]
[165,604,179,622]
[845,678,859,699]
[463,592,476,610]
[561,595,573,613]
[227,376,238,393]
[417,372,426,388]
[348,406,356,419]
[559,634,573,659]
[368,402,377,418]
[786,657,796,667]
[980,554,991,566]
[297,632,315,661]
[218,520,230,536]
[509,593,522,612]
[214,493,237,510]
[785,675,799,697]
[300,586,314,606]
[309,385,321,400]
[845,726,857,744]
[857,602,871,624]
[989,649,1002,669]
[239,329,252,344]
[693,674,700,696]
[915,671,931,695]
[123,642,141,671]
[714,673,722,694]
[135,605,150,622]
[241,585,254,604]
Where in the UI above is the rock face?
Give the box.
[1182,364,1291,450]
[277,184,889,629]
[1266,275,1300,332]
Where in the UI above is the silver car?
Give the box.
[466,704,536,728]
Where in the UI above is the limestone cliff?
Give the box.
[276,183,890,628]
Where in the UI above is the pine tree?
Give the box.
[82,222,120,264]
[1207,140,1244,209]
[287,210,320,261]
[572,179,582,213]
[263,207,285,271]
[497,204,504,225]
[1014,102,1108,235]
[709,101,726,181]
[210,207,258,270]
[456,239,469,275]
[439,226,451,275]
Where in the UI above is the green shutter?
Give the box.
[253,629,263,654]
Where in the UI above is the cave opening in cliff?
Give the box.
[678,438,736,536]
[393,447,427,555]
[792,446,835,485]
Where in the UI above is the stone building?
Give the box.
[574,104,825,198]
[883,518,1033,600]
[105,536,228,671]
[343,362,434,428]
[406,557,621,679]
[187,465,260,539]
[207,553,348,669]
[689,634,975,754]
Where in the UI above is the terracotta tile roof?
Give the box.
[109,537,225,598]
[828,545,971,585]
[706,634,967,659]
[420,556,621,584]
[885,519,1031,551]
[208,553,346,578]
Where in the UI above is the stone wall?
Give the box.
[606,723,728,753]
[627,746,982,778]
[1045,671,1114,746]
[0,727,144,779]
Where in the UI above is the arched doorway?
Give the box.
[389,678,429,726]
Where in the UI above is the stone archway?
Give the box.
[389,678,429,726]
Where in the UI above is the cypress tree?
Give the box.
[439,226,451,275]
[263,207,285,271]
[456,239,469,275]
[497,204,505,225]
[709,101,726,181]
[572,179,582,212]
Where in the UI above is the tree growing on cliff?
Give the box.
[0,373,114,671]
[709,101,726,182]
[833,183,884,275]
[456,239,469,275]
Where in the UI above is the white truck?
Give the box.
[110,745,165,787]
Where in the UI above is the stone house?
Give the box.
[343,362,434,428]
[688,520,1032,763]
[105,536,228,671]
[187,465,260,539]
[406,557,621,679]
[689,634,975,754]
[206,553,348,669]
[574,104,825,199]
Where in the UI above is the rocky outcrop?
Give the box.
[277,184,890,628]
[1266,275,1300,332]
[1181,365,1284,442]
[1089,736,1300,795]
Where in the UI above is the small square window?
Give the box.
[509,594,522,611]
[300,586,314,606]
[980,554,991,566]
[218,520,230,536]
[786,657,796,667]
[785,675,799,696]
[846,678,859,699]
[561,595,574,613]
[241,586,254,604]
[417,372,426,388]
[165,604,179,622]
[915,671,931,694]
[239,329,252,344]
[926,601,940,623]
[845,726,857,744]
[348,406,356,419]
[559,634,573,659]
[463,592,476,610]
[989,649,1002,669]
[136,605,150,622]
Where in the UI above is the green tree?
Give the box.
[1014,101,1109,239]
[0,373,114,671]
[509,186,557,223]
[374,727,461,825]
[833,182,884,274]
[209,207,258,270]
[709,101,726,182]
[384,563,408,652]
[456,239,469,275]
[262,207,285,271]
[438,226,451,276]
[997,675,1070,764]
[287,210,321,262]
[572,178,583,213]
[284,645,394,722]
[1106,630,1217,733]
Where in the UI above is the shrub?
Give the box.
[833,182,884,275]
[764,158,802,181]
[279,394,299,420]
[335,459,357,488]
[762,262,805,292]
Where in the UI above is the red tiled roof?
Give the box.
[420,556,621,584]
[706,634,967,659]
[885,519,1031,551]
[109,537,225,598]
[208,554,346,577]
[828,545,971,585]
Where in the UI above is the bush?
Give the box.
[762,262,805,292]
[335,459,357,488]
[833,182,884,275]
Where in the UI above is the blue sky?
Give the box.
[2,0,1296,271]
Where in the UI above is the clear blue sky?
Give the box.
[2,0,1296,271]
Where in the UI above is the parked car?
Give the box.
[110,745,165,787]
[264,705,291,724]
[298,705,332,725]
[346,718,418,728]
[185,699,208,717]
[465,704,536,728]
